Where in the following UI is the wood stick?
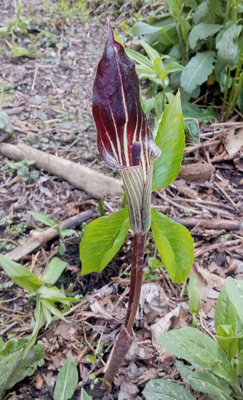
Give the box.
[172,217,243,231]
[6,210,94,261]
[0,143,123,199]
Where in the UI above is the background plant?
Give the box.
[0,254,80,355]
[28,210,76,255]
[129,0,243,124]
[143,277,243,400]
[0,337,44,398]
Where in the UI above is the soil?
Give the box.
[0,1,243,400]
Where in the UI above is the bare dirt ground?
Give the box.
[0,1,243,399]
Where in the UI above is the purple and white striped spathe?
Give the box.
[92,24,160,176]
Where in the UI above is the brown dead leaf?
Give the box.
[224,128,243,156]
[118,379,139,400]
[127,340,154,361]
[150,305,184,354]
[35,373,44,390]
[55,322,81,341]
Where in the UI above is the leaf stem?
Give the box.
[125,233,146,333]
[102,232,146,386]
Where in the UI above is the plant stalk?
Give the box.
[125,233,146,333]
[102,232,146,386]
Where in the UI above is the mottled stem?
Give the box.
[103,233,146,387]
[125,233,146,333]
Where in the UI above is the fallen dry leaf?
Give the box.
[150,305,184,354]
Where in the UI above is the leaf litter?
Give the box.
[0,1,242,399]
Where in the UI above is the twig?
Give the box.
[214,181,238,208]
[0,321,18,335]
[172,217,243,231]
[194,239,242,258]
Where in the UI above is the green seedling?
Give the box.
[188,273,201,327]
[0,254,80,355]
[143,257,163,281]
[28,211,76,255]
[6,159,39,182]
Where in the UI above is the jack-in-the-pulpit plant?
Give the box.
[80,23,194,388]
[92,24,161,384]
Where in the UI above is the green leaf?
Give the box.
[143,378,195,400]
[80,208,130,275]
[42,257,68,285]
[54,356,78,400]
[188,274,201,315]
[10,46,36,58]
[189,23,222,50]
[60,229,76,238]
[81,389,93,400]
[0,340,44,396]
[151,209,193,283]
[58,241,66,255]
[131,21,165,36]
[158,327,238,383]
[40,299,68,322]
[126,48,154,71]
[181,51,216,94]
[180,15,191,43]
[140,40,160,63]
[0,254,44,292]
[38,286,80,303]
[165,61,185,73]
[182,101,217,124]
[216,328,239,360]
[225,278,243,325]
[152,92,185,191]
[28,211,55,227]
[216,24,242,67]
[215,286,237,333]
[177,361,233,400]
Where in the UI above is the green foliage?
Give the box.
[146,277,243,399]
[151,209,194,283]
[143,379,196,400]
[80,208,130,275]
[130,0,243,120]
[142,257,163,280]
[0,80,15,109]
[44,0,88,25]
[126,43,184,130]
[180,51,216,94]
[28,210,76,254]
[10,45,39,58]
[0,4,31,39]
[54,356,78,400]
[152,92,185,190]
[6,159,39,182]
[0,338,44,397]
[81,389,93,400]
[0,254,80,354]
[188,273,201,326]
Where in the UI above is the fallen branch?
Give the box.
[0,143,123,199]
[6,210,94,261]
[172,217,243,231]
